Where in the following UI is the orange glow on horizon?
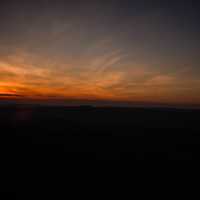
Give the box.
[0,52,200,106]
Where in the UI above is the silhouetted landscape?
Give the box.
[2,104,200,160]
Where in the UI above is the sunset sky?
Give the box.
[0,0,200,107]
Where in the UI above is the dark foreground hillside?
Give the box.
[1,105,200,160]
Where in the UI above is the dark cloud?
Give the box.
[0,93,24,97]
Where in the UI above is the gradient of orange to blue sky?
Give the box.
[0,0,200,107]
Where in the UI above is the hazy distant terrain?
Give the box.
[1,104,200,160]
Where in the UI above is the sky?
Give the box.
[0,0,200,107]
